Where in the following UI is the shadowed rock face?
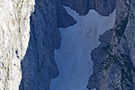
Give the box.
[89,0,116,16]
[59,0,89,15]
[2,0,135,90]
[18,0,135,90]
[59,0,116,16]
[87,30,114,89]
[19,0,60,90]
[19,0,76,90]
[56,3,76,28]
[87,0,135,90]
[18,0,116,89]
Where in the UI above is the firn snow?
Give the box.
[50,6,116,90]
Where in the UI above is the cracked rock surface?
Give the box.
[0,0,34,90]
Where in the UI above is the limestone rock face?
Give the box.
[0,0,35,90]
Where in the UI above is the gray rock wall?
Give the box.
[19,0,60,89]
[87,0,135,90]
[89,0,116,16]
[1,0,134,90]
[59,0,116,16]
[19,0,76,90]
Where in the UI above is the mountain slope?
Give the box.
[87,0,135,90]
[50,6,115,90]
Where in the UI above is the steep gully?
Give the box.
[50,6,116,90]
[19,0,116,90]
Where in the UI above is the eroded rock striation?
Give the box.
[0,0,35,90]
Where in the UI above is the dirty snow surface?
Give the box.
[50,6,116,90]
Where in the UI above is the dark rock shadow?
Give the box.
[19,0,76,90]
[59,0,116,16]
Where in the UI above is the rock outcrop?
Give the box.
[19,0,76,90]
[89,0,116,16]
[0,0,76,90]
[19,0,60,89]
[0,0,35,90]
[1,0,135,90]
[59,0,116,16]
[87,0,135,90]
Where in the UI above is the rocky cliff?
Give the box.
[0,0,34,90]
[59,0,116,16]
[87,0,135,90]
[19,0,75,90]
[0,0,75,90]
[0,0,135,90]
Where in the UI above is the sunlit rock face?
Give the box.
[0,0,34,90]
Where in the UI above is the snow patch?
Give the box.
[50,6,116,90]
